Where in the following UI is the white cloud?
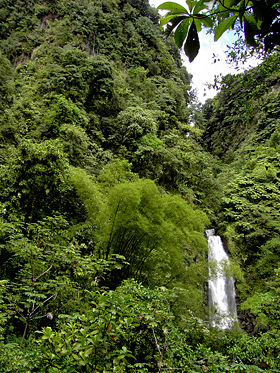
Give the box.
[182,31,237,102]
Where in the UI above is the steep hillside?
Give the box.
[0,0,220,206]
[202,53,280,162]
[201,52,280,343]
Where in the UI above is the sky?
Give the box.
[148,0,260,102]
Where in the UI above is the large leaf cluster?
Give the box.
[158,0,213,62]
[158,0,280,61]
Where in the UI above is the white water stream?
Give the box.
[206,229,238,329]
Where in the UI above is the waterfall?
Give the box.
[206,229,238,329]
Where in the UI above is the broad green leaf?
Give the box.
[238,0,246,26]
[160,13,179,26]
[43,326,53,338]
[252,1,265,22]
[244,16,257,47]
[217,2,226,12]
[193,0,208,14]
[184,21,200,62]
[200,16,214,28]
[194,18,202,32]
[174,18,190,48]
[218,0,237,9]
[157,2,188,14]
[238,0,246,12]
[244,13,259,32]
[214,14,238,41]
[185,0,194,12]
[165,16,188,36]
[256,18,263,29]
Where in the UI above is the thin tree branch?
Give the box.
[33,264,53,282]
[33,313,49,320]
[152,327,163,373]
[31,293,56,316]
[167,1,254,21]
[20,319,29,348]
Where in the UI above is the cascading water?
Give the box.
[206,229,238,329]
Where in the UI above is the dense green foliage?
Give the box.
[0,0,280,371]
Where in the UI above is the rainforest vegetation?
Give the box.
[0,0,279,371]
